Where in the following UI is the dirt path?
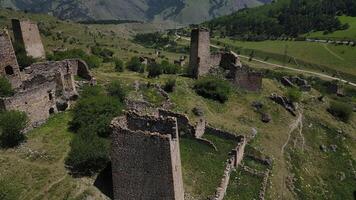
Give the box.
[281,111,303,154]
[322,44,345,61]
[178,35,356,87]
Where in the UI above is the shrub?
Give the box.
[70,95,123,137]
[164,79,176,93]
[80,85,105,98]
[107,81,127,102]
[65,127,109,176]
[286,88,302,103]
[147,63,162,78]
[194,77,232,103]
[328,101,353,122]
[47,49,102,68]
[113,58,124,72]
[0,111,28,148]
[0,77,14,97]
[126,56,144,72]
[160,60,180,74]
[91,46,114,62]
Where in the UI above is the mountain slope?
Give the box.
[1,0,271,24]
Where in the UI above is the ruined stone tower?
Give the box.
[111,112,184,200]
[189,28,211,78]
[0,29,22,88]
[12,19,45,59]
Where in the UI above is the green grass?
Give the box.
[0,113,103,200]
[215,38,356,80]
[307,16,356,40]
[180,133,237,199]
[224,169,262,200]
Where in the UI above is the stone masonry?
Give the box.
[12,19,46,59]
[0,28,94,127]
[110,112,184,200]
[189,28,211,78]
[189,28,262,91]
[0,29,22,88]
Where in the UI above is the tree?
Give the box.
[65,127,110,176]
[113,58,124,72]
[147,63,162,78]
[126,56,144,72]
[0,111,28,148]
[286,88,302,103]
[107,81,127,102]
[328,101,353,122]
[70,95,123,138]
[194,77,232,103]
[0,77,14,97]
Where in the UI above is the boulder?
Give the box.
[261,113,272,123]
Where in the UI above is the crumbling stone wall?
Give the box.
[0,29,22,88]
[0,82,57,127]
[213,136,247,200]
[111,112,184,200]
[0,58,93,127]
[12,19,45,59]
[158,109,194,136]
[233,68,263,92]
[189,28,211,78]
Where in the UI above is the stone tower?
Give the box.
[0,29,22,88]
[111,112,184,200]
[12,19,45,59]
[189,28,211,78]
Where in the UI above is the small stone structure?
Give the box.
[12,19,45,59]
[0,29,94,127]
[281,76,311,92]
[189,28,262,91]
[110,112,184,200]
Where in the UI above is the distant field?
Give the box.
[306,16,356,40]
[215,38,356,80]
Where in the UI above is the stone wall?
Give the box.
[158,109,194,136]
[0,82,57,127]
[233,68,263,92]
[0,58,93,127]
[0,29,22,88]
[194,117,206,138]
[110,112,184,200]
[12,19,45,59]
[189,28,211,78]
[212,137,247,200]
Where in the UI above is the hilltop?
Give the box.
[1,0,271,24]
[0,8,355,200]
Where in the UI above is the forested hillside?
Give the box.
[207,0,356,40]
[0,0,270,24]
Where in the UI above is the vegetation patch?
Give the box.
[194,77,232,103]
[0,111,28,148]
[328,100,353,122]
[0,77,14,97]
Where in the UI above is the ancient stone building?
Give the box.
[189,28,211,78]
[189,28,262,91]
[0,29,94,127]
[111,112,184,200]
[12,19,46,59]
[0,29,22,88]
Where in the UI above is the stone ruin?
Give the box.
[110,112,184,200]
[12,19,46,59]
[0,27,95,128]
[189,28,263,92]
[281,76,311,91]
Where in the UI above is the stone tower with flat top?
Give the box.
[111,112,184,200]
[189,28,211,78]
[12,19,45,59]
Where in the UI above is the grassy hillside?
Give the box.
[213,38,356,81]
[0,9,355,200]
[307,16,356,40]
